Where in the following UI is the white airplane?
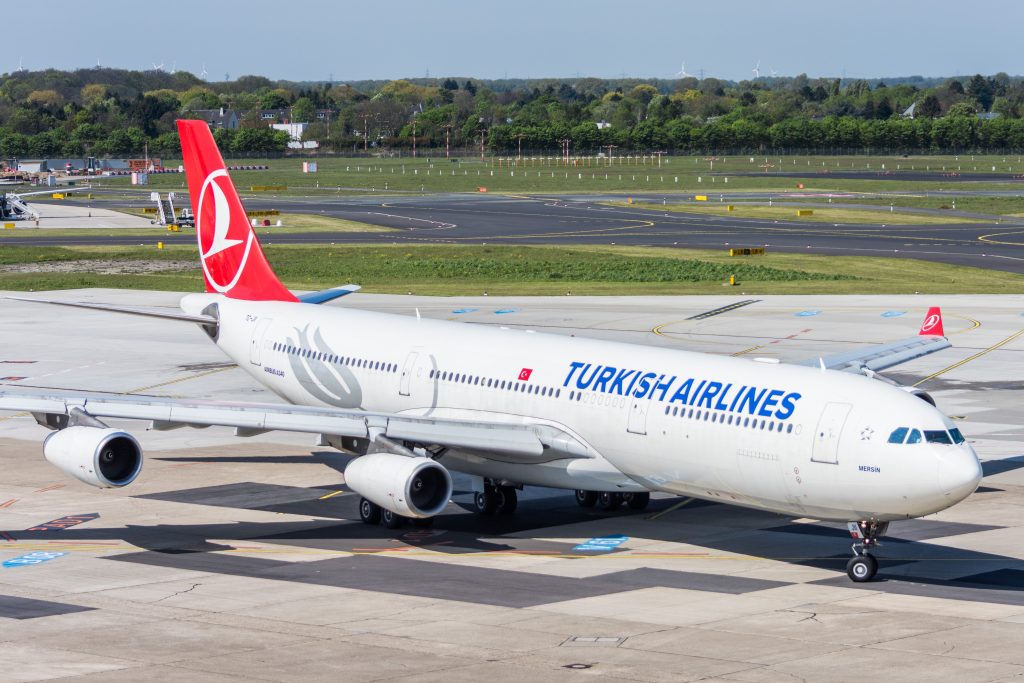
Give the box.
[0,121,982,583]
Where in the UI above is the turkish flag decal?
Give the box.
[518,368,533,381]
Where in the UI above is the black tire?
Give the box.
[382,509,405,529]
[623,492,651,510]
[358,497,382,525]
[575,489,598,508]
[411,516,435,528]
[597,492,622,511]
[497,486,518,514]
[846,553,878,582]
[474,489,497,515]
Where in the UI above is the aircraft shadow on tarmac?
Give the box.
[6,457,1024,604]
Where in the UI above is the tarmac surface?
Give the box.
[9,193,1024,274]
[1,290,1024,681]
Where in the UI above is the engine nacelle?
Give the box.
[43,426,143,488]
[344,453,452,519]
[900,386,936,406]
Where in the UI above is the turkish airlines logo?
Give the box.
[518,368,533,381]
[920,314,941,333]
[197,169,253,294]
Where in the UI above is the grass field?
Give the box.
[2,244,1022,296]
[0,213,393,239]
[799,195,1024,216]
[607,201,981,225]
[55,152,1024,199]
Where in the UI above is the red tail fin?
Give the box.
[177,120,296,302]
[919,307,944,336]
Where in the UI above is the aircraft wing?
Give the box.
[0,387,590,465]
[801,334,950,373]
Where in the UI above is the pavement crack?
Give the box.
[153,582,202,603]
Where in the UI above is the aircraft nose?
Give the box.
[937,449,983,502]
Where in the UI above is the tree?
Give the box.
[291,97,315,123]
[967,74,994,111]
[918,95,941,118]
[26,90,64,109]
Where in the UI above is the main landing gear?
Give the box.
[846,520,889,582]
[358,497,434,529]
[574,490,650,511]
[473,482,519,516]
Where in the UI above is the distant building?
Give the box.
[15,158,130,173]
[259,109,290,123]
[901,102,916,119]
[596,120,612,130]
[271,122,308,141]
[188,108,240,129]
[977,112,1001,120]
[315,109,334,122]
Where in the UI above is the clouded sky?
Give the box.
[9,0,1019,82]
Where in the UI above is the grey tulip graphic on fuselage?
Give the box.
[285,325,363,408]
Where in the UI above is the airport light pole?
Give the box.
[478,127,487,162]
[561,138,571,166]
[652,150,665,168]
[605,144,617,166]
[516,134,525,162]
[360,113,372,153]
[411,115,417,159]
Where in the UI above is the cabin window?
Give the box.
[924,430,953,445]
[906,429,923,444]
[786,424,793,434]
[949,428,966,444]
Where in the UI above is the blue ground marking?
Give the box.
[573,535,629,552]
[494,309,519,315]
[3,551,67,568]
[881,311,906,318]
[795,310,821,317]
[452,308,479,314]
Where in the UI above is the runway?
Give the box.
[11,192,1024,274]
[2,290,1024,679]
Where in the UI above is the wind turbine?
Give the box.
[675,61,690,79]
[200,63,209,80]
[752,60,761,79]
[152,62,164,72]
[769,67,778,78]
[15,57,24,73]
[169,62,177,75]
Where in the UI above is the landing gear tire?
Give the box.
[597,492,622,511]
[497,486,518,514]
[359,497,382,525]
[575,490,598,508]
[381,508,405,529]
[846,553,878,582]
[474,489,498,515]
[623,492,650,510]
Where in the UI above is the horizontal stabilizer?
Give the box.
[297,284,361,305]
[4,297,218,326]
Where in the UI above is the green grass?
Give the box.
[608,201,981,225]
[800,195,1024,216]
[51,152,1024,199]
[0,212,393,239]
[2,244,1023,295]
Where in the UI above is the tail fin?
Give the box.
[919,306,944,337]
[177,120,296,302]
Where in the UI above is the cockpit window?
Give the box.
[906,429,922,444]
[949,428,966,444]
[924,430,953,445]
[888,427,909,444]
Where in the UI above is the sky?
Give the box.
[9,0,1020,83]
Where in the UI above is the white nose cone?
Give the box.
[938,450,983,502]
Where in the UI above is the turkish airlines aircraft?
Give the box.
[0,121,982,583]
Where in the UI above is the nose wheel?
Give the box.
[845,520,888,582]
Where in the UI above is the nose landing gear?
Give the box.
[846,520,888,582]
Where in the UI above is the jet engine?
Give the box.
[43,426,143,488]
[344,453,452,519]
[899,386,936,406]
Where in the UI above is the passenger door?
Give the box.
[249,318,273,367]
[811,402,851,464]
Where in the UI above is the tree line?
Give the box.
[0,68,1021,158]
